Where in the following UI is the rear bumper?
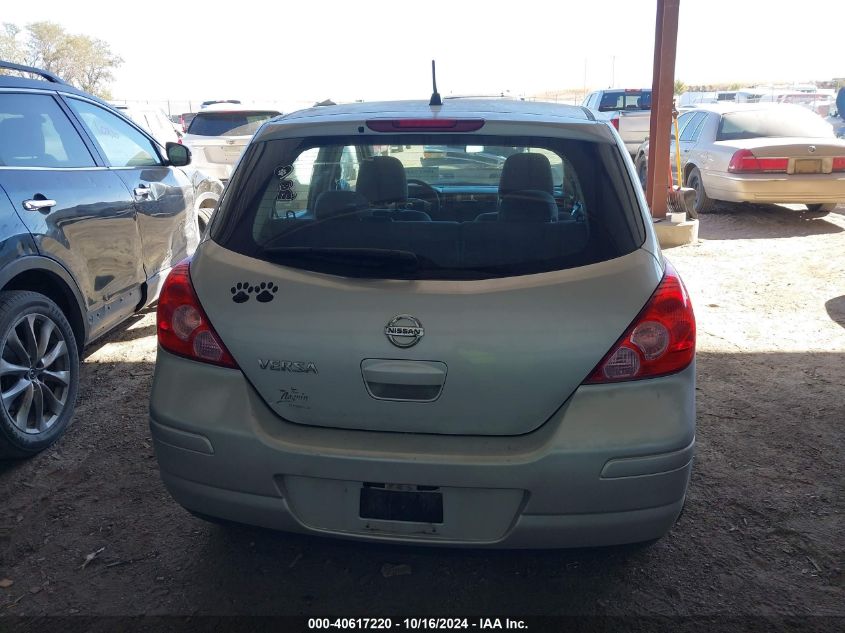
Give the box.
[149,350,695,548]
[704,171,845,204]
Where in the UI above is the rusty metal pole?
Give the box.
[646,0,680,219]
[646,0,664,207]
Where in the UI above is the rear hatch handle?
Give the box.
[361,359,447,402]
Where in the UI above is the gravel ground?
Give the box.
[0,203,842,629]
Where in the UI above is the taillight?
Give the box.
[832,156,845,172]
[609,116,619,131]
[728,149,788,173]
[365,119,485,132]
[157,260,238,368]
[584,262,695,384]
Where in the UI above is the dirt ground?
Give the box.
[0,203,842,628]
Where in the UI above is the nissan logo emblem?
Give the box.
[385,315,424,348]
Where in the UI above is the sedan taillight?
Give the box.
[832,156,845,172]
[728,149,788,173]
[584,262,695,384]
[157,260,238,368]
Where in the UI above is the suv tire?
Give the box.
[0,291,80,459]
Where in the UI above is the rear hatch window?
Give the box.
[598,90,652,112]
[211,133,645,280]
[187,111,280,136]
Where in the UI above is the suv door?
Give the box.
[63,97,197,295]
[0,91,145,340]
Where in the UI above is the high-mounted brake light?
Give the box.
[728,149,788,173]
[584,262,695,384]
[157,260,238,368]
[365,119,485,132]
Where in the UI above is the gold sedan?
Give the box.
[634,103,845,213]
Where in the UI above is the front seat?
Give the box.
[314,190,369,221]
[498,152,554,196]
[356,155,409,207]
[482,152,557,221]
[356,155,430,220]
[498,190,559,222]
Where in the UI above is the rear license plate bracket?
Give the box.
[360,485,444,523]
[794,159,822,174]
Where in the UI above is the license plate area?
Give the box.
[360,483,444,523]
[794,159,822,174]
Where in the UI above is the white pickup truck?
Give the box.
[582,89,652,155]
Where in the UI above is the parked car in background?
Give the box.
[679,91,737,106]
[634,103,845,214]
[180,104,281,182]
[201,99,241,109]
[582,88,652,155]
[0,60,202,458]
[177,112,197,133]
[150,98,697,548]
[112,104,182,145]
[185,167,224,232]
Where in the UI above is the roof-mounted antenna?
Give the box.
[429,60,442,107]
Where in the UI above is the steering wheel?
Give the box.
[406,179,441,215]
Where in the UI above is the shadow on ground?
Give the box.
[825,295,845,329]
[82,306,157,360]
[0,351,841,618]
[698,203,843,240]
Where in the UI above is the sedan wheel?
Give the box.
[806,204,836,214]
[0,291,79,458]
[636,157,648,188]
[686,167,715,214]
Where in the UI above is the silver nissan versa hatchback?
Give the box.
[150,99,696,548]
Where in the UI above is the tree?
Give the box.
[63,34,122,97]
[0,23,23,64]
[1,21,121,97]
[674,79,687,95]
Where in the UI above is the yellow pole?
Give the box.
[673,103,682,187]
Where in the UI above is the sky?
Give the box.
[2,0,841,109]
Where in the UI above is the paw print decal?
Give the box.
[255,282,279,303]
[230,282,279,304]
[231,282,252,303]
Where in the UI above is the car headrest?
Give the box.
[498,190,559,222]
[314,190,369,220]
[498,153,554,195]
[0,116,45,163]
[356,156,408,205]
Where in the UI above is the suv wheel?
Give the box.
[0,291,80,459]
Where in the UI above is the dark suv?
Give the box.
[0,61,200,458]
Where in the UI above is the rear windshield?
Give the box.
[187,111,279,136]
[598,91,651,112]
[716,109,834,140]
[211,134,645,280]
